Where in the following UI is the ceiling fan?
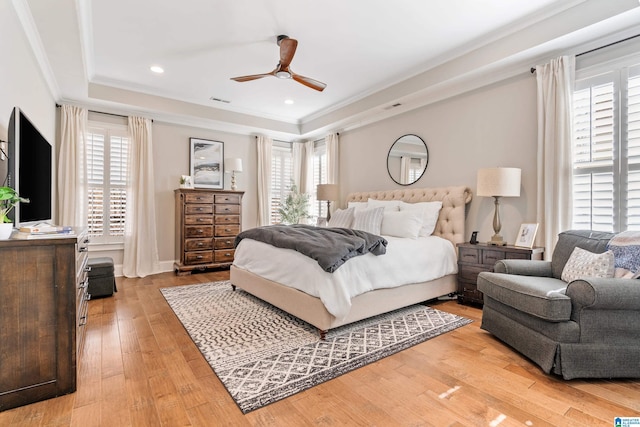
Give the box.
[231,35,327,92]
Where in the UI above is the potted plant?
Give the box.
[0,186,29,239]
[277,183,310,225]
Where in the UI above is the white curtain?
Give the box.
[325,133,339,213]
[400,156,411,185]
[57,105,87,227]
[256,135,273,226]
[293,141,314,194]
[535,56,575,257]
[123,116,159,278]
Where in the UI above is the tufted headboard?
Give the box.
[345,186,473,246]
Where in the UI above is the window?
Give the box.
[86,123,130,244]
[572,61,640,232]
[270,141,293,224]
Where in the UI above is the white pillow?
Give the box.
[561,247,615,283]
[352,207,384,235]
[347,201,368,211]
[380,210,423,238]
[328,207,355,228]
[367,198,401,212]
[399,201,443,237]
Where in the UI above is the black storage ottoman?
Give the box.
[87,257,117,298]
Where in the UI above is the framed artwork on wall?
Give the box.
[515,223,539,248]
[190,138,224,189]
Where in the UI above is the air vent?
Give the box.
[383,102,402,110]
[210,97,231,104]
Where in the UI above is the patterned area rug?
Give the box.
[160,281,472,413]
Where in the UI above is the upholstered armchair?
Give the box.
[477,230,640,379]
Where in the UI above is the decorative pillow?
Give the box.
[347,201,368,211]
[352,207,384,235]
[561,247,615,283]
[380,210,423,239]
[328,207,355,228]
[367,198,401,212]
[399,201,443,237]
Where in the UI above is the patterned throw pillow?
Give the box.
[352,207,384,235]
[561,247,615,283]
[328,207,355,228]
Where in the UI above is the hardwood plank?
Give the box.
[2,270,638,426]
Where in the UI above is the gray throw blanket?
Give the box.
[234,224,387,273]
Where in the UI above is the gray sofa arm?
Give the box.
[567,278,640,310]
[493,260,553,277]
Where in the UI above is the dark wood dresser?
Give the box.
[174,188,244,275]
[0,230,89,411]
[456,242,544,305]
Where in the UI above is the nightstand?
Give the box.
[456,242,544,305]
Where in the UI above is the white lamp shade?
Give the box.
[477,167,521,197]
[316,184,339,201]
[225,158,243,173]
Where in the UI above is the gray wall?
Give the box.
[340,74,538,245]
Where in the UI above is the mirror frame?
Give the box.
[386,134,429,186]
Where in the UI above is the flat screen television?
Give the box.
[6,107,53,227]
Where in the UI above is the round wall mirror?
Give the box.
[387,134,429,186]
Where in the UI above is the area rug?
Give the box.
[160,281,472,413]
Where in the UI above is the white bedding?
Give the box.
[232,235,458,320]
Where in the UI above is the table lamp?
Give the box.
[316,184,339,221]
[477,167,521,246]
[225,158,243,191]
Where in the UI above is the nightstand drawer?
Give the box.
[458,247,480,264]
[459,265,492,283]
[483,249,506,266]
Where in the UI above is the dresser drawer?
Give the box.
[185,204,213,214]
[214,215,239,225]
[185,251,214,264]
[215,249,235,263]
[185,238,213,251]
[215,194,241,205]
[185,225,213,238]
[185,193,214,204]
[214,237,235,249]
[458,247,480,264]
[185,214,213,225]
[506,252,530,260]
[214,204,240,215]
[215,225,240,236]
[483,249,506,266]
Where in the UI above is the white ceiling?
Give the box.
[19,0,640,138]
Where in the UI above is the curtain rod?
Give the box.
[530,33,640,74]
[55,104,153,122]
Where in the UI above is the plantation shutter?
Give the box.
[572,61,640,232]
[271,142,293,224]
[311,141,327,218]
[86,125,130,243]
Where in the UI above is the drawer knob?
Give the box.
[198,242,204,246]
[197,229,203,233]
[196,255,203,259]
[226,240,231,245]
[225,253,231,257]
[225,228,231,232]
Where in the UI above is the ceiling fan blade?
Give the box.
[279,37,298,68]
[230,72,274,82]
[291,73,326,92]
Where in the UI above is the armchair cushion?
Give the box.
[477,272,571,322]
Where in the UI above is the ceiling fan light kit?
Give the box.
[231,35,326,92]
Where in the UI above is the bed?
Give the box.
[230,186,472,338]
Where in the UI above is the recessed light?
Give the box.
[150,65,164,74]
[284,99,294,105]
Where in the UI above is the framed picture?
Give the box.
[190,138,224,189]
[515,223,539,248]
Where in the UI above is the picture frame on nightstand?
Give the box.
[515,223,538,248]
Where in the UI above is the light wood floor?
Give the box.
[1,270,638,426]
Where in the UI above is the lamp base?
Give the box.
[487,234,507,246]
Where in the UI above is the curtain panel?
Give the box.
[256,135,273,226]
[123,116,160,277]
[58,105,88,228]
[535,56,575,257]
